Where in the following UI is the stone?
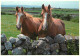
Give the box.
[1,34,7,44]
[17,34,30,41]
[50,43,59,51]
[27,51,32,55]
[43,51,51,55]
[51,51,58,55]
[9,37,16,44]
[12,47,24,55]
[60,43,67,51]
[14,38,22,47]
[1,50,8,55]
[32,40,46,48]
[39,37,46,41]
[75,36,79,40]
[37,40,46,48]
[33,48,45,54]
[5,41,12,50]
[46,36,54,44]
[54,34,65,43]
[59,51,67,55]
[21,39,31,49]
[45,43,50,51]
[32,40,39,48]
[1,45,5,51]
[39,36,54,44]
[64,35,73,40]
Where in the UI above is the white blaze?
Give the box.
[42,13,47,30]
[17,13,23,27]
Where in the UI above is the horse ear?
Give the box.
[21,7,24,12]
[48,4,51,10]
[16,7,19,12]
[42,4,45,9]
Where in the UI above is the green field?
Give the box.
[1,15,79,40]
[2,8,79,15]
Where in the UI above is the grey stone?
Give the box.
[64,35,73,40]
[39,36,54,44]
[12,47,24,55]
[17,34,30,41]
[27,51,32,55]
[75,36,79,40]
[21,39,31,49]
[32,40,39,48]
[37,40,46,48]
[32,40,46,48]
[1,50,8,55]
[59,51,67,55]
[46,36,54,44]
[39,37,46,41]
[43,51,51,55]
[45,43,50,51]
[50,43,59,51]
[5,41,12,50]
[51,51,58,55]
[54,34,65,43]
[1,45,5,51]
[9,37,16,44]
[34,48,45,54]
[60,43,67,51]
[1,34,7,44]
[14,38,22,47]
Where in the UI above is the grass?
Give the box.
[1,15,20,40]
[2,8,79,14]
[1,15,79,40]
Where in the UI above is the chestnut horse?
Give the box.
[38,4,66,38]
[15,7,42,40]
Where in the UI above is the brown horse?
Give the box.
[38,4,66,38]
[15,7,42,40]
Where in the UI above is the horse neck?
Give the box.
[48,14,53,24]
[22,13,34,30]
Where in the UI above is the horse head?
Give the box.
[41,4,52,30]
[15,7,26,30]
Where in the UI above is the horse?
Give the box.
[38,4,66,38]
[15,7,42,40]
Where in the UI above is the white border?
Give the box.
[1,0,79,2]
[0,0,79,56]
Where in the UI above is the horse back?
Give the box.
[53,18,66,35]
[48,18,65,36]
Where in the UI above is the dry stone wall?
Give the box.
[1,34,79,55]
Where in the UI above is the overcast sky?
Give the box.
[1,1,79,9]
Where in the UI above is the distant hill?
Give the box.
[1,5,41,8]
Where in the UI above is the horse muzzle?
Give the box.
[16,25,21,30]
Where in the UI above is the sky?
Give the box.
[1,1,79,9]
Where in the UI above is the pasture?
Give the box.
[1,7,79,40]
[1,7,79,55]
[1,14,79,40]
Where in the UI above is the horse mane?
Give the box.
[24,12,33,18]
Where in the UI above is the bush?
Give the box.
[71,16,79,23]
[67,39,79,55]
[52,13,75,21]
[71,18,79,23]
[1,12,6,15]
[1,12,13,15]
[64,14,72,21]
